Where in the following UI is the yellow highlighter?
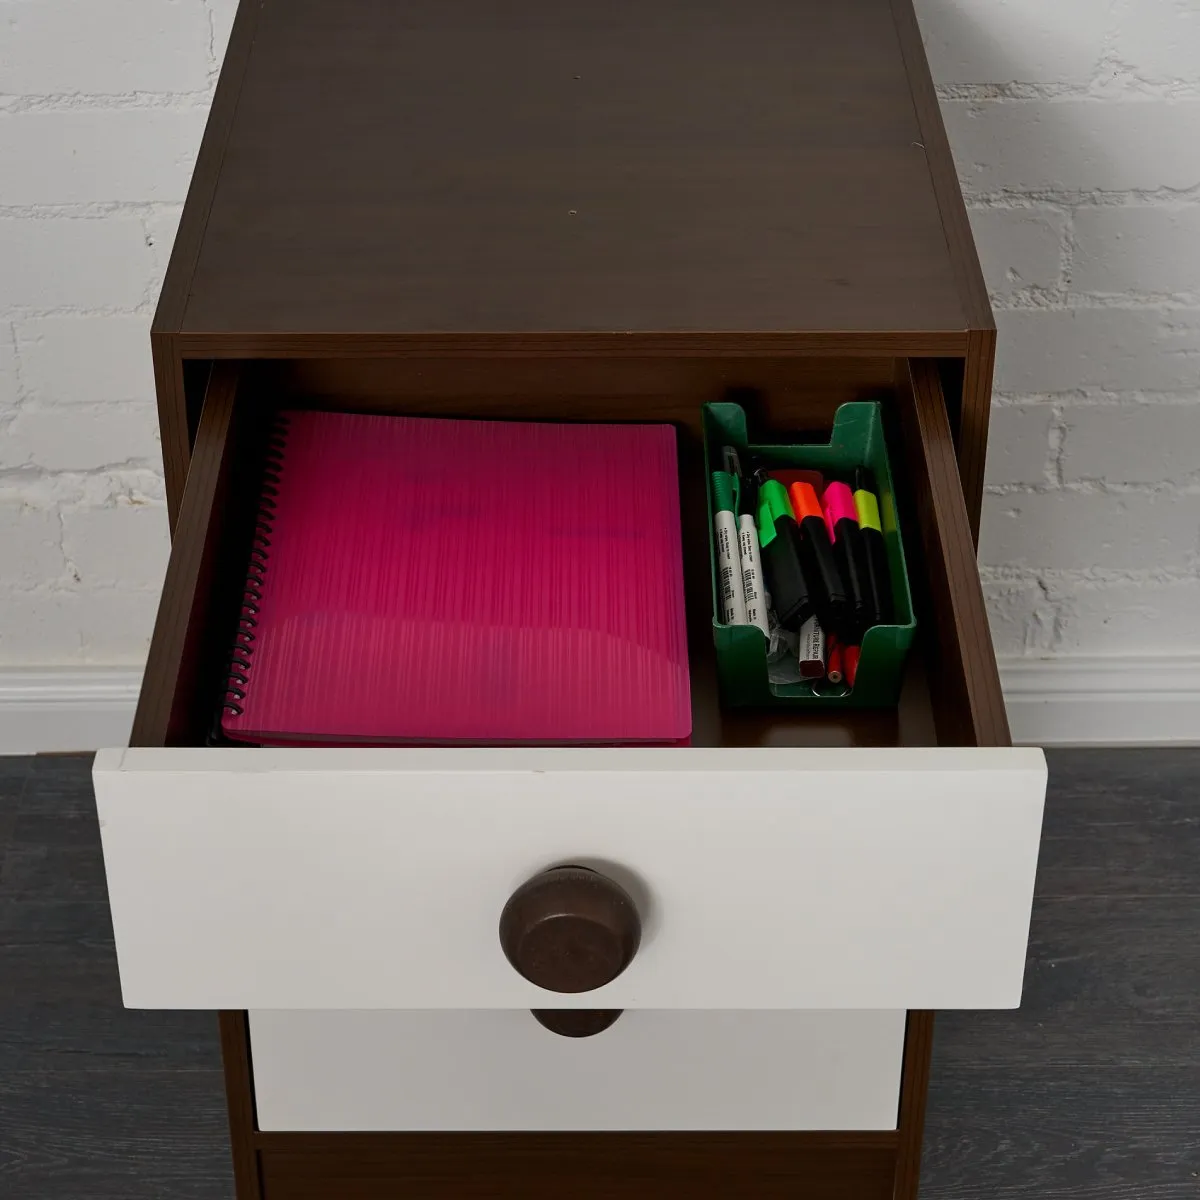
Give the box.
[852,466,892,626]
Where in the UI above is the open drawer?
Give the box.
[94,357,1045,1012]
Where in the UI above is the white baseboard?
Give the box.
[0,668,141,755]
[0,660,1197,755]
[999,655,1200,747]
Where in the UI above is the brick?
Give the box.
[942,100,1200,195]
[968,207,1064,298]
[16,316,154,405]
[0,404,160,471]
[0,504,65,586]
[980,489,1200,571]
[1112,0,1200,83]
[0,109,208,206]
[145,205,184,274]
[984,404,1054,485]
[0,0,211,95]
[78,589,161,663]
[210,0,238,68]
[916,0,1107,85]
[1056,578,1200,654]
[0,592,83,663]
[61,504,169,590]
[0,585,159,664]
[0,217,155,312]
[1061,402,1200,483]
[0,325,17,409]
[993,308,1200,394]
[1072,205,1200,296]
[982,579,1055,656]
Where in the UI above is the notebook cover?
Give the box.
[221,412,691,744]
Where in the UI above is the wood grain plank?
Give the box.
[959,327,997,544]
[894,1012,935,1200]
[178,331,968,358]
[887,0,992,335]
[1036,748,1200,900]
[895,358,1009,747]
[151,0,262,523]
[258,1133,897,1200]
[923,1067,1200,1200]
[182,0,965,341]
[889,0,995,536]
[0,1067,232,1200]
[221,1012,263,1200]
[130,363,241,749]
[935,898,1200,1070]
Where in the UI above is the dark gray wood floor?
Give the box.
[1,750,1197,1197]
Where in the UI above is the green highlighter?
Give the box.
[756,475,793,547]
[752,469,812,631]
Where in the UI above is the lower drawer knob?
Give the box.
[499,865,641,993]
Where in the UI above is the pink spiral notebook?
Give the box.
[220,411,691,745]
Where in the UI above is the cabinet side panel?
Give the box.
[889,0,995,531]
[151,0,263,524]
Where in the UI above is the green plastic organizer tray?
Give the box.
[703,400,917,709]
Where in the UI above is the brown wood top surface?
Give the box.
[176,0,970,340]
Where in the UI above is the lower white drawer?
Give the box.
[248,1009,906,1132]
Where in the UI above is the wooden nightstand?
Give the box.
[93,1,1047,1195]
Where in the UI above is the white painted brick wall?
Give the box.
[16,316,158,405]
[942,100,1200,195]
[969,207,1066,299]
[0,109,208,206]
[1073,206,1200,295]
[918,0,1200,662]
[1061,403,1200,484]
[984,404,1055,486]
[919,0,1108,86]
[0,0,210,666]
[981,491,1200,572]
[994,308,1200,394]
[0,0,213,95]
[0,0,1197,673]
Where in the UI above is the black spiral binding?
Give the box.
[221,415,291,718]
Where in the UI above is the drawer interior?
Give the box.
[135,355,1005,752]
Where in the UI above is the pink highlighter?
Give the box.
[822,481,870,636]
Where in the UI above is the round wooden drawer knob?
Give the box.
[499,866,641,994]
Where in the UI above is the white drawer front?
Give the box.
[94,746,1045,1010]
[249,1008,907,1132]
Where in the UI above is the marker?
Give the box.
[754,470,811,631]
[712,471,747,626]
[724,449,769,638]
[729,477,768,643]
[826,635,844,685]
[797,615,826,678]
[853,467,892,625]
[844,644,861,688]
[768,468,824,494]
[823,480,871,635]
[788,482,852,639]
